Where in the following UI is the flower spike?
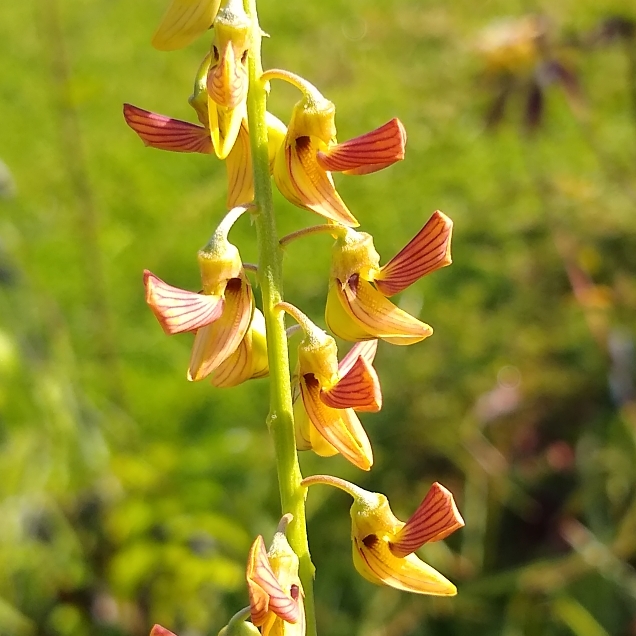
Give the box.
[152,0,222,51]
[325,211,453,344]
[279,303,379,470]
[247,515,306,636]
[301,476,464,596]
[263,69,407,226]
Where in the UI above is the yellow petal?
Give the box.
[152,0,221,51]
[352,535,457,596]
[209,99,247,160]
[300,375,373,470]
[225,121,254,207]
[266,113,288,172]
[374,211,453,297]
[211,309,268,387]
[188,275,253,381]
[390,482,465,558]
[293,383,339,456]
[273,136,359,226]
[144,270,225,334]
[331,275,433,345]
[325,284,373,342]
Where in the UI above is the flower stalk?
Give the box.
[244,1,317,634]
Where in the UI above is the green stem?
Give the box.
[244,2,317,635]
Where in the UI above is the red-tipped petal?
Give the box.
[375,211,453,297]
[144,270,225,335]
[274,136,359,227]
[123,104,212,153]
[336,275,433,345]
[338,340,379,377]
[321,355,382,412]
[247,536,300,626]
[150,626,178,636]
[389,483,465,558]
[316,118,406,175]
[188,275,253,381]
[300,376,373,470]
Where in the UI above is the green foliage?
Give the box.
[1,0,635,634]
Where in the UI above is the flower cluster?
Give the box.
[127,1,464,634]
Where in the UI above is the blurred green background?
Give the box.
[1,0,636,634]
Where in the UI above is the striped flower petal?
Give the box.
[274,137,359,227]
[337,339,378,376]
[188,274,253,381]
[152,0,221,51]
[390,482,465,558]
[330,275,433,345]
[211,309,268,387]
[300,375,373,470]
[247,536,301,626]
[316,118,406,175]
[320,354,382,412]
[293,385,339,456]
[352,534,457,596]
[225,121,254,207]
[144,270,225,335]
[207,41,247,109]
[375,211,453,297]
[123,104,213,154]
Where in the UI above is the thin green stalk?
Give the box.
[244,2,317,634]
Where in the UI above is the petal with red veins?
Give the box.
[375,211,453,297]
[352,534,457,596]
[274,136,359,227]
[334,275,433,345]
[337,340,378,377]
[316,118,406,175]
[144,270,225,335]
[325,284,375,342]
[247,536,301,626]
[211,309,268,387]
[123,104,213,154]
[389,482,465,558]
[321,355,382,412]
[152,0,221,51]
[300,375,373,470]
[188,275,253,380]
[225,121,254,207]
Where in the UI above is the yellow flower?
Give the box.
[247,515,305,636]
[152,0,222,51]
[144,206,266,383]
[325,211,453,344]
[263,70,406,227]
[279,303,380,471]
[301,476,464,595]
